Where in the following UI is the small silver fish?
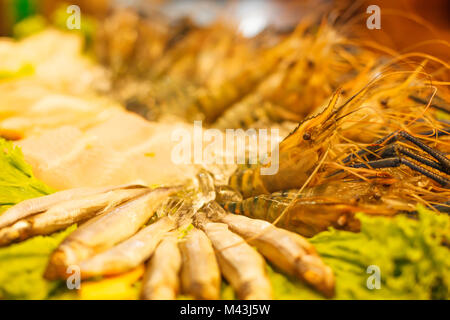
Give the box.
[179,227,221,300]
[0,187,148,246]
[195,214,272,300]
[45,186,179,279]
[79,216,176,278]
[0,184,146,229]
[204,202,335,297]
[140,233,182,300]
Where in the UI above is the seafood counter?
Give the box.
[0,4,449,300]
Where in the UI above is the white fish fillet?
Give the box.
[16,116,198,189]
[85,111,155,152]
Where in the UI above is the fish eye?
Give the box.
[303,132,311,140]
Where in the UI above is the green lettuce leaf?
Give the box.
[0,138,54,214]
[0,225,76,299]
[0,138,75,299]
[279,208,449,299]
[13,15,47,39]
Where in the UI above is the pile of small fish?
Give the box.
[0,180,334,299]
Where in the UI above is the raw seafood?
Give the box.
[44,186,179,279]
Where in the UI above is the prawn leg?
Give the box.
[342,129,450,173]
[349,157,450,186]
[337,129,450,186]
[408,94,450,114]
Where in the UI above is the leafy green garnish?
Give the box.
[274,208,449,299]
[0,225,76,299]
[0,139,54,215]
[13,15,46,39]
[0,63,34,81]
[0,138,73,299]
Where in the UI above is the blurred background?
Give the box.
[0,0,449,60]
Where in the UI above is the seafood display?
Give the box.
[0,0,449,302]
